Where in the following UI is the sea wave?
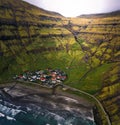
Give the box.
[6,116,16,121]
[0,104,25,117]
[0,92,96,125]
[0,112,5,117]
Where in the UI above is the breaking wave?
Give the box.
[0,93,96,125]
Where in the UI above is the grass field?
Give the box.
[0,49,112,95]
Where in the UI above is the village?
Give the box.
[13,69,67,88]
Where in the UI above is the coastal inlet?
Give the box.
[0,84,96,125]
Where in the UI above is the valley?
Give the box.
[0,0,120,124]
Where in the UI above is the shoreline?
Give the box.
[0,82,94,107]
[0,82,96,124]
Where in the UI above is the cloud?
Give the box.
[23,0,120,17]
[104,0,120,11]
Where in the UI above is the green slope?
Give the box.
[0,0,120,124]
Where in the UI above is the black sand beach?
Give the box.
[0,83,96,125]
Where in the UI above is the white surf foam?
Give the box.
[0,112,5,117]
[45,112,65,123]
[0,112,16,121]
[87,116,94,121]
[6,116,16,121]
[0,104,24,117]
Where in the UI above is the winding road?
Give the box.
[62,84,111,125]
[8,80,111,125]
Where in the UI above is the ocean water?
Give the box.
[0,93,96,125]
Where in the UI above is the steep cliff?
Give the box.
[67,13,120,125]
[0,0,120,124]
[0,0,77,80]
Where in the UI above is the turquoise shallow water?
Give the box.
[0,93,96,125]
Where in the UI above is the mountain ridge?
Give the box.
[0,0,120,125]
[22,0,64,17]
[78,10,120,18]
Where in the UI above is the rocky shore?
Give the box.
[0,83,96,125]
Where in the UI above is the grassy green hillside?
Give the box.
[65,14,120,125]
[0,0,120,124]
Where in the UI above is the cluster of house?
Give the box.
[13,69,67,87]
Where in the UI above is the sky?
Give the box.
[23,0,120,17]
